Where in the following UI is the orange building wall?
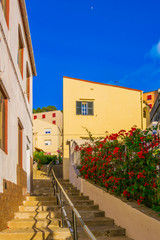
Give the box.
[143,91,158,111]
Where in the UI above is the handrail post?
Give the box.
[52,179,56,196]
[60,189,65,228]
[72,210,78,240]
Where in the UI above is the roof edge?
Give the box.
[18,0,37,76]
[63,76,142,92]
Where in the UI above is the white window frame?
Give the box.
[44,128,51,134]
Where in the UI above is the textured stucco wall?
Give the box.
[63,76,147,179]
[33,119,62,155]
[33,110,63,133]
[0,0,34,193]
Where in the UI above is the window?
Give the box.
[42,114,45,119]
[44,129,51,134]
[18,121,23,168]
[1,0,9,28]
[18,27,24,78]
[34,115,37,120]
[0,88,8,153]
[52,113,56,117]
[143,110,146,118]
[76,101,94,115]
[26,63,30,102]
[149,104,152,109]
[44,140,51,146]
[147,95,152,100]
[52,121,56,124]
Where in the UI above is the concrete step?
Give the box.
[66,210,105,218]
[14,210,61,219]
[65,204,99,211]
[77,225,125,237]
[19,205,60,212]
[78,236,133,240]
[63,189,80,194]
[20,204,98,212]
[8,218,61,228]
[0,227,71,240]
[23,200,57,206]
[27,196,56,201]
[31,192,54,196]
[68,195,89,200]
[33,187,53,191]
[61,186,76,190]
[23,199,94,206]
[76,217,114,226]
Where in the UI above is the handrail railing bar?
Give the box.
[51,168,97,240]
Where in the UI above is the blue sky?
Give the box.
[26,0,160,110]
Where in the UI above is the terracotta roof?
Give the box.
[35,147,44,152]
[63,76,142,92]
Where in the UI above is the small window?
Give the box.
[52,113,56,117]
[42,114,45,119]
[18,121,23,168]
[52,121,56,124]
[26,63,30,102]
[34,115,37,120]
[76,101,94,115]
[143,110,146,118]
[44,129,51,134]
[1,0,9,28]
[149,104,152,109]
[44,140,51,145]
[147,95,152,100]
[0,87,8,153]
[18,27,24,78]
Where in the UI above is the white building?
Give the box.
[0,0,36,231]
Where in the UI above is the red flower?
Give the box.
[123,190,130,197]
[85,174,88,179]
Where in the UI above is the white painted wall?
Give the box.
[26,147,30,193]
[0,0,34,193]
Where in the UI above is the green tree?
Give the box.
[33,106,57,113]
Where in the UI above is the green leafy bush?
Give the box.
[33,152,57,168]
[76,127,160,209]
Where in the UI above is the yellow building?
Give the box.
[33,119,62,155]
[63,76,150,179]
[33,110,63,133]
[143,90,158,111]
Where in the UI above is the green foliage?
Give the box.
[33,106,57,113]
[58,155,62,164]
[76,127,160,209]
[33,151,57,168]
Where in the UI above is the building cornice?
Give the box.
[18,0,37,76]
[63,76,142,93]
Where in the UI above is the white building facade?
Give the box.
[0,0,36,231]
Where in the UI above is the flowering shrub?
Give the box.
[76,128,160,209]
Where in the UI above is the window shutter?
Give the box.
[87,102,93,115]
[76,101,81,115]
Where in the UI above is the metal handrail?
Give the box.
[50,167,97,240]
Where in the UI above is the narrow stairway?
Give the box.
[0,168,71,240]
[58,179,133,240]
